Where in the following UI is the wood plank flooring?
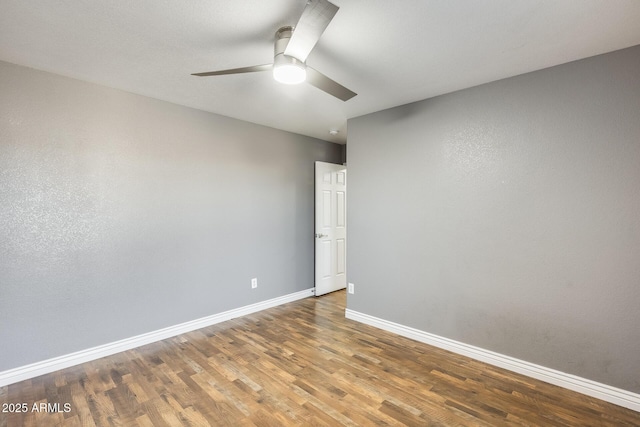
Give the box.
[2,290,639,426]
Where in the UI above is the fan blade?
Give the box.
[192,64,272,76]
[306,67,356,101]
[284,0,338,62]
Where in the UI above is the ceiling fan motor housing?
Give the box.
[275,27,294,57]
[274,26,304,67]
[273,26,307,84]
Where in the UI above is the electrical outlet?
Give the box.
[251,278,258,289]
[348,282,354,294]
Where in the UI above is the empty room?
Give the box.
[1,0,640,425]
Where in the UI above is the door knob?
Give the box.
[315,233,326,238]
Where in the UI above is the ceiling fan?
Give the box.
[192,0,356,101]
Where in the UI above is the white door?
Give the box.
[315,161,347,296]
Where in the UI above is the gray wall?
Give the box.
[0,60,341,371]
[347,45,640,393]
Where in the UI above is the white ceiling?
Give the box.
[1,1,640,144]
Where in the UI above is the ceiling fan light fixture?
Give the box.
[191,3,356,101]
[273,55,306,85]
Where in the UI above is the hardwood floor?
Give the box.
[2,290,639,426]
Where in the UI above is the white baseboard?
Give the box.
[0,288,315,387]
[345,309,640,413]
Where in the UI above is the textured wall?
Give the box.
[347,45,640,392]
[0,60,341,371]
